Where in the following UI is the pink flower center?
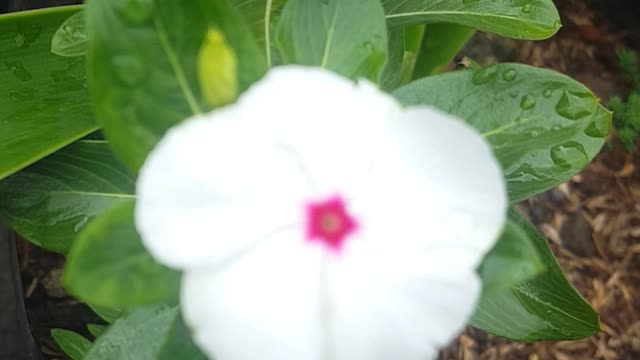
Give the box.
[305,195,358,252]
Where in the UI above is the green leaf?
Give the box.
[0,6,97,181]
[394,63,611,203]
[380,28,405,90]
[51,329,92,360]
[228,0,287,67]
[87,324,108,338]
[64,201,181,308]
[383,0,561,40]
[157,315,207,360]
[413,23,474,78]
[478,216,544,295]
[0,140,135,253]
[471,209,600,341]
[84,306,178,360]
[89,305,124,324]
[51,10,87,57]
[276,0,388,81]
[87,0,266,171]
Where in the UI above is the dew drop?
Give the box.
[543,89,553,98]
[111,55,147,86]
[521,3,532,14]
[472,66,498,85]
[555,91,597,120]
[550,142,588,169]
[115,0,154,25]
[507,163,540,183]
[502,68,517,81]
[520,94,536,110]
[584,107,611,138]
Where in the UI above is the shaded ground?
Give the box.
[441,0,640,359]
[6,0,640,359]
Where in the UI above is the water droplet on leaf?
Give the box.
[472,66,498,85]
[502,68,517,81]
[543,89,553,98]
[550,142,588,169]
[555,91,597,120]
[520,94,536,110]
[521,3,532,13]
[584,107,611,138]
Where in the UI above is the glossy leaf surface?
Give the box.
[394,63,611,203]
[87,0,265,171]
[157,315,207,360]
[51,10,87,57]
[383,0,561,40]
[276,0,388,81]
[84,306,178,360]
[64,201,180,308]
[471,209,600,340]
[0,6,97,181]
[478,216,544,295]
[0,140,135,253]
[51,329,92,360]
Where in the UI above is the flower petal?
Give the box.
[181,229,326,360]
[135,107,313,269]
[329,252,481,360]
[236,66,401,196]
[350,106,507,271]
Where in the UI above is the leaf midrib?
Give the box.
[152,16,202,115]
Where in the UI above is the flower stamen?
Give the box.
[305,195,358,252]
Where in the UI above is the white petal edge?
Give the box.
[181,228,326,360]
[135,106,312,269]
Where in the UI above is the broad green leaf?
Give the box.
[478,216,544,295]
[394,63,611,203]
[51,10,87,57]
[51,329,92,360]
[413,23,474,78]
[87,324,107,338]
[64,201,180,308]
[87,0,266,171]
[471,209,600,341]
[0,6,97,181]
[0,140,135,253]
[229,0,287,66]
[85,306,178,360]
[383,0,561,40]
[157,315,207,360]
[276,0,388,81]
[380,28,405,90]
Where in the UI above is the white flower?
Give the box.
[135,66,507,360]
